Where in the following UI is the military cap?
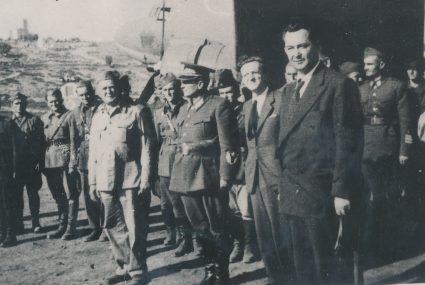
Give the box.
[179,62,214,83]
[406,59,424,71]
[217,69,238,89]
[339,61,362,75]
[364,47,384,59]
[9,92,27,102]
[161,72,178,86]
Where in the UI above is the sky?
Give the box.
[0,0,159,41]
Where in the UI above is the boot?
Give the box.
[84,228,102,242]
[195,233,207,257]
[1,223,17,247]
[162,208,176,246]
[30,195,43,233]
[243,220,259,263]
[174,218,193,257]
[62,200,78,240]
[48,210,68,239]
[229,217,244,263]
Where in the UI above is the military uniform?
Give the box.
[88,102,156,279]
[0,116,15,246]
[68,101,102,237]
[153,99,194,253]
[359,76,413,266]
[169,93,239,281]
[10,111,44,232]
[41,108,78,238]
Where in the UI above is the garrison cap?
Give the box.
[179,62,214,83]
[10,92,27,102]
[364,47,384,59]
[217,69,238,89]
[339,61,362,75]
[161,72,178,86]
[406,59,424,71]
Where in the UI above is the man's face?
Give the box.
[284,29,320,74]
[181,80,202,98]
[99,79,118,105]
[407,68,419,81]
[241,61,264,93]
[76,86,93,106]
[364,56,382,79]
[46,94,63,112]
[284,65,298,84]
[347,72,363,84]
[162,82,178,103]
[219,86,236,103]
[11,99,26,115]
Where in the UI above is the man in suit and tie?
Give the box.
[240,55,286,285]
[278,17,363,284]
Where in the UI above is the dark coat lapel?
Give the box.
[244,99,253,134]
[280,64,327,143]
[256,90,275,134]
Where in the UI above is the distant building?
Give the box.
[17,19,38,41]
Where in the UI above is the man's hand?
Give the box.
[220,179,229,191]
[138,181,152,196]
[334,197,350,216]
[399,155,409,166]
[181,143,192,155]
[89,185,99,201]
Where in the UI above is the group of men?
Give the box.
[1,16,425,285]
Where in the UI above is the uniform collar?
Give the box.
[48,108,67,118]
[187,95,205,111]
[370,76,383,88]
[12,111,29,120]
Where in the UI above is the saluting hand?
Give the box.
[334,197,350,216]
[89,185,99,201]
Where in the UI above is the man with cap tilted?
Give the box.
[340,61,363,85]
[216,69,259,264]
[68,80,104,242]
[152,72,194,256]
[88,71,157,285]
[41,88,79,240]
[0,96,15,247]
[9,92,44,236]
[360,46,413,266]
[169,62,239,285]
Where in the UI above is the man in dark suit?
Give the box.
[239,56,286,284]
[169,63,239,285]
[278,18,363,284]
[360,47,413,266]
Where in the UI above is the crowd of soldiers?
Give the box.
[1,16,425,285]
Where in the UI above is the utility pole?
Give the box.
[157,0,170,59]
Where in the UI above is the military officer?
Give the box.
[360,47,413,266]
[9,92,44,234]
[0,98,15,247]
[169,63,239,285]
[216,69,259,264]
[68,80,103,242]
[88,71,157,285]
[41,88,79,240]
[152,73,194,256]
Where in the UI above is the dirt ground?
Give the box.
[1,42,425,285]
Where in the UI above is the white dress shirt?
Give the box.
[252,86,269,115]
[298,61,320,98]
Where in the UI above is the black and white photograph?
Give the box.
[0,0,425,284]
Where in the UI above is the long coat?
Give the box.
[169,94,239,193]
[0,116,13,182]
[277,64,363,218]
[244,89,282,194]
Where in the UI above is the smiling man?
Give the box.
[88,71,157,285]
[278,17,363,284]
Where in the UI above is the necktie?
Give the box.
[247,100,258,140]
[294,79,305,102]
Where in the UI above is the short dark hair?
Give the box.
[282,17,320,44]
[45,88,63,101]
[237,55,265,73]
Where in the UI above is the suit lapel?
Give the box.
[280,64,327,143]
[256,91,275,134]
[244,99,253,135]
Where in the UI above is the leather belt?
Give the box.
[46,138,70,147]
[364,116,392,126]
